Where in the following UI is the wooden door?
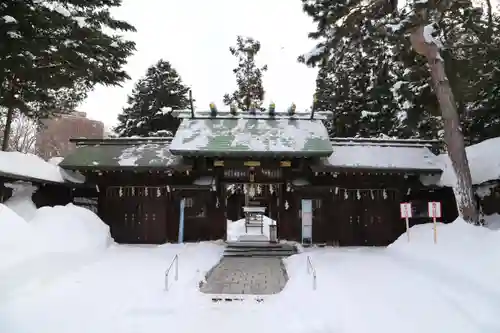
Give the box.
[359,189,398,246]
[140,196,167,244]
[333,189,359,246]
[104,186,139,243]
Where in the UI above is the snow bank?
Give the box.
[226,215,275,241]
[439,137,500,186]
[483,213,500,230]
[389,217,500,293]
[0,204,41,269]
[31,204,112,253]
[3,182,38,221]
[0,189,112,270]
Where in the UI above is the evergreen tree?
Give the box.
[301,0,500,144]
[299,0,500,223]
[304,10,411,138]
[223,36,268,111]
[114,59,190,137]
[0,0,136,149]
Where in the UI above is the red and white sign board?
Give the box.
[400,202,412,218]
[428,201,442,218]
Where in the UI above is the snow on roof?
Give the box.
[60,140,180,170]
[170,118,333,157]
[48,157,64,166]
[439,137,500,187]
[0,152,65,183]
[323,141,442,172]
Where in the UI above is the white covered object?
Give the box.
[0,151,65,183]
[226,215,275,242]
[3,182,38,221]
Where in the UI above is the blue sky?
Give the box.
[78,0,319,129]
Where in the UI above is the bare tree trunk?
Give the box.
[1,107,14,151]
[410,26,479,224]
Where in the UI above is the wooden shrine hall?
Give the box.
[59,107,458,246]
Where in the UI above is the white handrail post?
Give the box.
[174,255,179,281]
[165,254,179,292]
[307,255,317,291]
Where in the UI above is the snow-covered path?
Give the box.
[1,245,499,333]
[297,248,500,333]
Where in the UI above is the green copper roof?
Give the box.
[169,118,333,157]
[59,138,182,170]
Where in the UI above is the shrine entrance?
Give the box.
[225,183,280,222]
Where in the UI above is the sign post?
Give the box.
[428,201,442,244]
[178,198,185,244]
[400,202,412,242]
[301,199,313,245]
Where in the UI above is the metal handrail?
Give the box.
[306,255,317,290]
[164,254,179,291]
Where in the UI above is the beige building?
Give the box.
[36,111,104,159]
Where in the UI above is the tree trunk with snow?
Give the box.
[410,26,479,225]
[1,107,15,151]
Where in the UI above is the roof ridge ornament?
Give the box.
[209,102,217,117]
[287,103,296,116]
[171,103,332,120]
[230,103,237,116]
[269,102,276,117]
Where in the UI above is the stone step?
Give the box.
[223,241,297,258]
[211,296,265,303]
[224,249,296,256]
[226,242,296,249]
[223,251,296,257]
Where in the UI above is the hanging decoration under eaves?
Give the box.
[170,103,332,120]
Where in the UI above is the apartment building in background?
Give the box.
[36,111,105,159]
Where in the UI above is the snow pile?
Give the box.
[0,204,41,269]
[389,217,500,293]
[3,182,38,221]
[0,189,112,269]
[226,215,275,241]
[483,213,500,230]
[0,151,65,183]
[30,204,112,253]
[438,137,500,186]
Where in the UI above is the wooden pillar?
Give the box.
[277,183,287,239]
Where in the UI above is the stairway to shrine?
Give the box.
[223,241,297,257]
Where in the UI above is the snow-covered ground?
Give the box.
[1,189,500,332]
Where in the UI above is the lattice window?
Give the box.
[224,169,249,178]
[313,199,322,209]
[184,197,206,218]
[72,197,98,214]
[261,168,282,179]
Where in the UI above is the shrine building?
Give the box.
[59,107,458,246]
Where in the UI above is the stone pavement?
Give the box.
[200,257,288,295]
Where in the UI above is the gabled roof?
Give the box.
[59,138,184,171]
[169,117,333,157]
[313,138,443,173]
